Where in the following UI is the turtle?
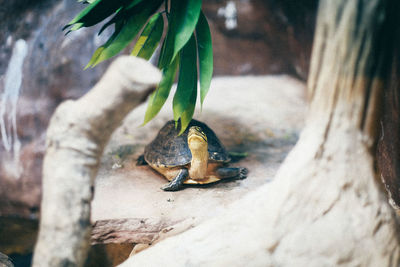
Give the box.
[137,119,248,191]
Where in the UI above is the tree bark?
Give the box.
[120,0,400,266]
[32,57,161,267]
[377,12,400,208]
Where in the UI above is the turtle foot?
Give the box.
[161,183,183,191]
[161,169,188,191]
[237,167,248,180]
[136,155,147,166]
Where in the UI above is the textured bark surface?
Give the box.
[377,25,400,208]
[32,57,161,267]
[91,219,183,245]
[120,0,400,266]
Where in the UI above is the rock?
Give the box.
[204,0,317,78]
[85,243,134,267]
[0,0,110,218]
[0,217,133,267]
[0,217,38,256]
[0,217,38,266]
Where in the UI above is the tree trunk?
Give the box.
[120,0,400,266]
[32,57,161,267]
[377,11,400,208]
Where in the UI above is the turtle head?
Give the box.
[188,126,208,178]
[188,126,208,151]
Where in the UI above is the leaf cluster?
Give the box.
[64,0,213,133]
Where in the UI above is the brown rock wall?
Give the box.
[0,0,110,217]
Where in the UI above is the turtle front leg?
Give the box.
[216,167,248,180]
[136,154,148,166]
[161,168,189,191]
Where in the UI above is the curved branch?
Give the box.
[32,56,161,267]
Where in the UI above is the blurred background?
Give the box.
[0,0,317,265]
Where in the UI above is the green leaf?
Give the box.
[156,29,170,69]
[85,46,105,69]
[64,0,126,31]
[142,54,179,125]
[97,7,122,35]
[125,0,144,10]
[173,34,197,122]
[131,13,164,60]
[85,20,124,69]
[97,0,144,35]
[159,0,202,68]
[179,82,197,135]
[228,151,248,163]
[196,11,213,107]
[70,23,84,32]
[228,151,248,158]
[86,0,163,67]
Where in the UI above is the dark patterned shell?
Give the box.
[144,120,230,167]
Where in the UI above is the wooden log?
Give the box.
[91,218,186,245]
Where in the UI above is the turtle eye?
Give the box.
[189,126,207,142]
[189,126,201,133]
[199,130,207,142]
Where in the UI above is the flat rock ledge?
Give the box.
[91,75,306,248]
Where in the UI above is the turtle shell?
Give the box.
[144,120,230,167]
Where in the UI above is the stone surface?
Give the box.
[0,216,37,266]
[0,217,133,267]
[0,0,110,218]
[85,243,134,267]
[205,0,317,79]
[91,75,306,245]
[0,217,38,256]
